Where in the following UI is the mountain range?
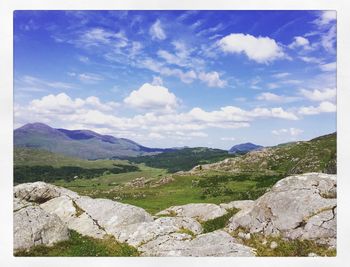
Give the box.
[14,123,174,160]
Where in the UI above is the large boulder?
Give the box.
[156,203,227,221]
[14,181,78,203]
[139,230,256,256]
[13,203,69,251]
[226,173,336,247]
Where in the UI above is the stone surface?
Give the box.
[14,181,78,203]
[226,173,336,247]
[156,203,227,221]
[14,205,69,251]
[220,200,255,211]
[139,230,256,256]
[116,216,202,247]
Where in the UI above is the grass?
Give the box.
[15,230,139,257]
[201,208,239,233]
[231,230,336,257]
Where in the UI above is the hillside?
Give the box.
[192,132,336,175]
[126,147,237,173]
[14,123,172,159]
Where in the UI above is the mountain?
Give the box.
[14,123,173,160]
[192,132,336,175]
[228,142,263,154]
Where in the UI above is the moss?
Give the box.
[15,230,139,257]
[177,227,196,238]
[201,208,239,233]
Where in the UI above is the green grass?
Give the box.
[14,147,130,168]
[15,230,139,257]
[201,208,239,233]
[231,231,336,257]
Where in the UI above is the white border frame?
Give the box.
[1,1,349,266]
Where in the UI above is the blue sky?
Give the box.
[14,10,336,149]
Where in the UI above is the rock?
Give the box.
[226,173,337,247]
[139,230,256,257]
[220,200,255,211]
[125,177,152,188]
[308,252,319,257]
[74,196,154,235]
[14,205,69,251]
[14,197,32,211]
[14,181,78,203]
[116,217,202,247]
[40,195,107,239]
[270,241,278,249]
[156,203,227,221]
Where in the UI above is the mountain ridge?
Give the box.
[14,122,173,160]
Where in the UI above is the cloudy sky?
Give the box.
[14,10,336,149]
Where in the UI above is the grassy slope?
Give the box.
[15,230,138,257]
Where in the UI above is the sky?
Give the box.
[14,10,336,149]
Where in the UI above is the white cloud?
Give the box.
[218,33,286,64]
[298,101,336,115]
[17,75,74,91]
[79,28,128,48]
[319,62,336,72]
[123,83,178,112]
[29,93,119,114]
[149,20,166,40]
[313,11,336,26]
[272,72,290,79]
[198,71,227,88]
[257,92,298,103]
[220,137,236,141]
[321,24,336,53]
[288,36,311,50]
[299,56,323,64]
[78,73,103,83]
[272,128,303,136]
[299,88,336,102]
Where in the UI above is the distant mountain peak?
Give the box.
[228,142,263,154]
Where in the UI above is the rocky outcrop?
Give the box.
[139,230,256,256]
[14,202,69,251]
[226,173,336,247]
[13,182,254,256]
[156,203,227,221]
[14,173,336,255]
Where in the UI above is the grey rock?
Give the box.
[14,181,78,203]
[14,205,69,251]
[270,241,278,249]
[139,230,256,257]
[226,173,336,247]
[156,203,227,221]
[116,217,202,247]
[40,195,107,239]
[74,196,153,236]
[220,200,255,211]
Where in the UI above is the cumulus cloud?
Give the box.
[288,36,311,50]
[123,83,178,112]
[272,128,303,136]
[29,93,119,114]
[149,20,166,40]
[198,71,227,88]
[298,101,336,115]
[218,33,286,64]
[299,88,336,102]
